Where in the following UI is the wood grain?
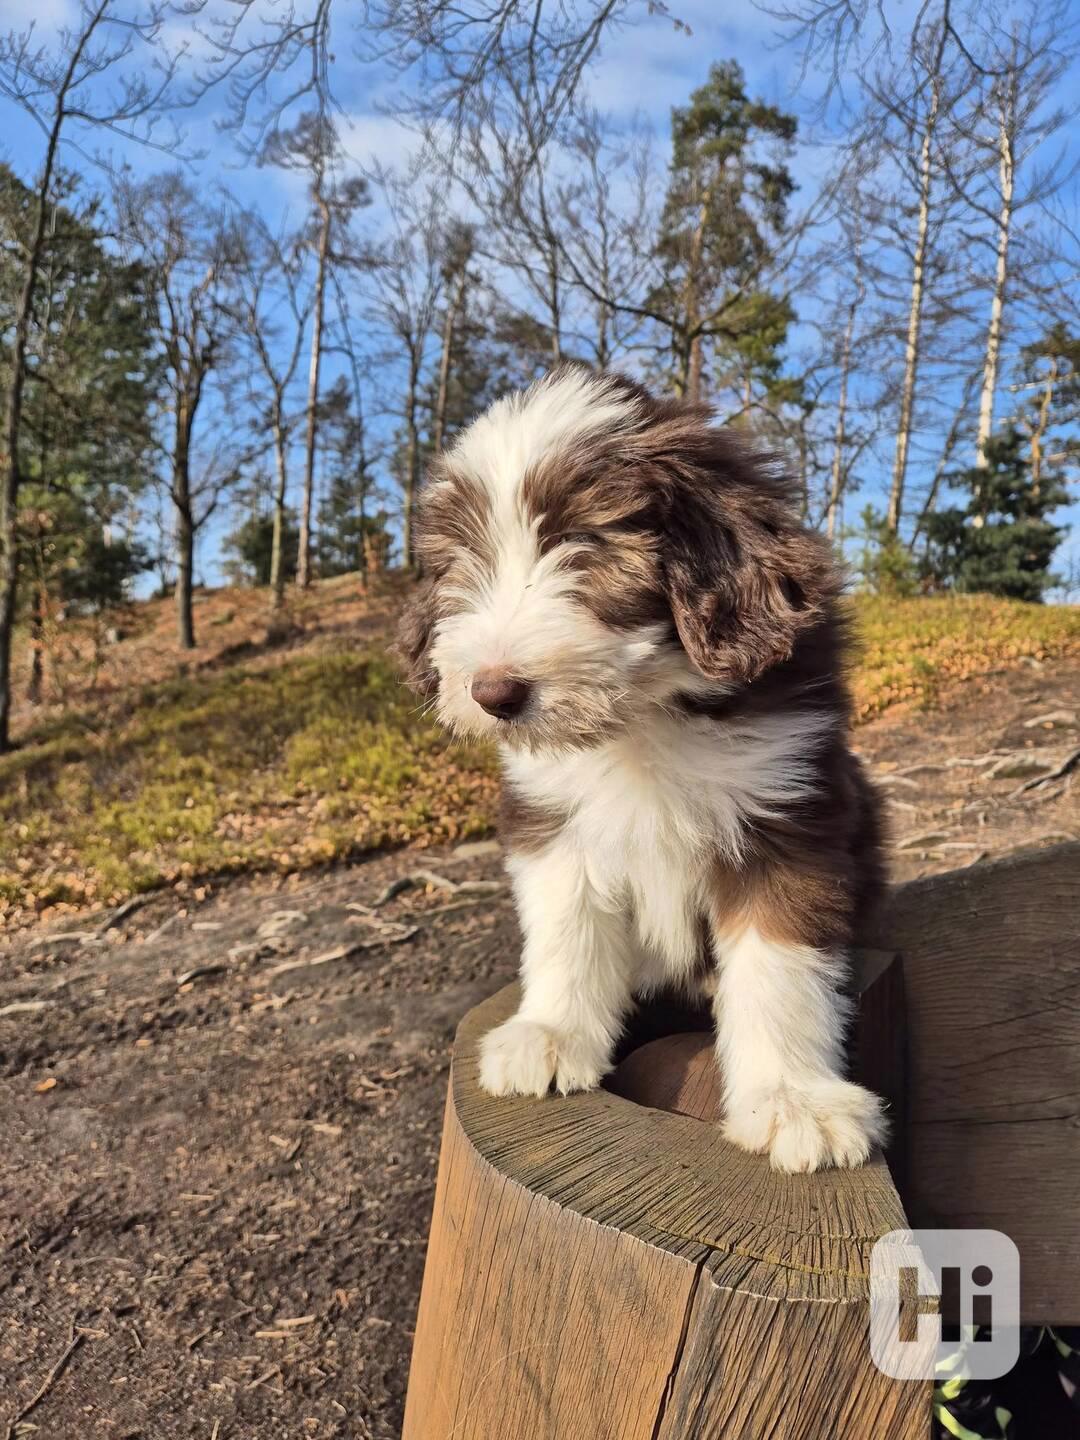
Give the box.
[864,840,1080,1322]
[403,983,929,1439]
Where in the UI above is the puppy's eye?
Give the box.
[561,531,598,547]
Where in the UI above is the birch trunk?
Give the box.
[975,93,1015,468]
[887,82,940,535]
[299,196,331,591]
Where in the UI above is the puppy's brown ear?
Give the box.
[396,579,439,699]
[659,434,838,684]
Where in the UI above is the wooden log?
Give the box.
[403,979,929,1440]
[864,840,1080,1322]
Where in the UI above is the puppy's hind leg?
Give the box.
[479,842,634,1099]
[713,925,886,1173]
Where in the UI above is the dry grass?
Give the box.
[2,579,1076,929]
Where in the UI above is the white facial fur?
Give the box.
[426,369,679,750]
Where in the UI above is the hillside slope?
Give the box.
[2,574,1077,929]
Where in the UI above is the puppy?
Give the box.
[399,367,886,1172]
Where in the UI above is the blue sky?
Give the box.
[2,0,1077,592]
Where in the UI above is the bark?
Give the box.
[887,60,943,535]
[299,195,331,590]
[975,90,1015,468]
[0,2,105,750]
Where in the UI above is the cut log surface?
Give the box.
[403,983,929,1440]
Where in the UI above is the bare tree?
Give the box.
[431,222,476,456]
[0,0,176,748]
[824,263,866,539]
[327,269,380,585]
[261,113,369,589]
[874,21,954,533]
[367,171,443,570]
[230,212,312,611]
[118,173,238,649]
[950,3,1078,466]
[554,110,658,370]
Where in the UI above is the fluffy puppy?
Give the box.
[399,366,887,1172]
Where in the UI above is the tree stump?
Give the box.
[403,977,927,1439]
[404,842,1080,1437]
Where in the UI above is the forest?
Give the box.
[1,0,1077,755]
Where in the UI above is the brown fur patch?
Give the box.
[709,743,886,951]
[499,782,567,855]
[414,460,496,581]
[521,450,668,631]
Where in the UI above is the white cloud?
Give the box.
[2,0,78,33]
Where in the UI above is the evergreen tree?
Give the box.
[852,504,920,597]
[650,61,798,407]
[923,426,1067,602]
[0,166,159,696]
[223,509,299,587]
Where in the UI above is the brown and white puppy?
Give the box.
[399,366,886,1172]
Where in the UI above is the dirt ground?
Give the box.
[1,659,1077,1439]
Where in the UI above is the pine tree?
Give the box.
[0,166,159,699]
[923,426,1067,602]
[650,60,797,407]
[223,508,299,587]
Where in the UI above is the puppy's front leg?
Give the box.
[714,926,886,1173]
[480,843,632,1098]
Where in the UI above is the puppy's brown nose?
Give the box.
[471,670,531,720]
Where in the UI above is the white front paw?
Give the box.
[724,1077,887,1173]
[478,1017,607,1098]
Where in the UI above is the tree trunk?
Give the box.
[887,81,939,535]
[975,94,1015,468]
[432,266,467,456]
[0,6,103,749]
[269,407,289,612]
[680,181,714,407]
[299,196,331,591]
[174,399,196,650]
[826,291,859,541]
[26,581,46,705]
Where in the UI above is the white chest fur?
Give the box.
[503,706,831,981]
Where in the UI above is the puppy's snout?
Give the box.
[471,669,531,720]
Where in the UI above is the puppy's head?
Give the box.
[399,366,837,751]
